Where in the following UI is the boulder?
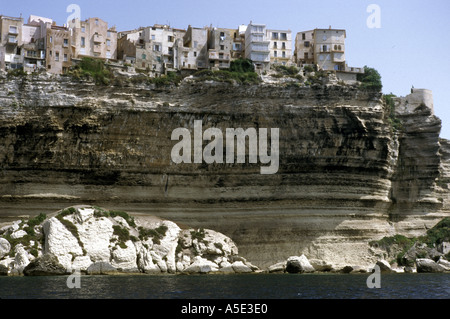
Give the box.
[285,255,315,274]
[437,242,450,255]
[340,266,354,274]
[183,256,219,274]
[437,257,450,271]
[404,266,416,273]
[0,238,11,259]
[231,261,253,273]
[23,254,67,276]
[416,258,445,273]
[267,261,286,273]
[376,260,393,273]
[137,248,161,274]
[71,256,92,272]
[86,262,118,275]
[309,259,333,272]
[13,245,31,274]
[10,230,27,239]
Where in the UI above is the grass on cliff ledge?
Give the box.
[370,217,450,263]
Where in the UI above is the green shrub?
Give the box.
[193,69,260,85]
[229,58,254,73]
[357,66,382,91]
[7,68,27,77]
[191,228,206,241]
[425,217,450,246]
[138,225,168,245]
[303,65,315,73]
[109,211,136,227]
[113,225,130,243]
[69,57,113,85]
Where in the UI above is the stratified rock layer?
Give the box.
[0,74,449,268]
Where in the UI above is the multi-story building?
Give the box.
[181,25,208,70]
[207,27,234,70]
[294,30,314,66]
[294,27,364,81]
[117,24,186,75]
[266,28,293,66]
[45,23,72,74]
[68,17,117,60]
[244,22,270,72]
[0,15,24,70]
[22,16,48,72]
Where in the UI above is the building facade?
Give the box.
[45,24,72,74]
[0,15,24,70]
[266,28,293,66]
[69,17,117,60]
[207,27,234,70]
[245,22,270,72]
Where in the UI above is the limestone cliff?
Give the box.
[0,72,448,269]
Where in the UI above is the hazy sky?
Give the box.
[3,0,450,138]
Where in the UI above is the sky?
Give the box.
[2,0,450,138]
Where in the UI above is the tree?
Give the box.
[357,66,382,91]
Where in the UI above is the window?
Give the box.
[63,39,69,47]
[168,35,174,42]
[274,51,277,57]
[282,42,286,49]
[282,51,286,58]
[220,32,225,37]
[81,26,85,33]
[49,36,52,43]
[142,53,146,59]
[151,35,155,40]
[280,33,287,40]
[304,52,309,59]
[153,44,160,51]
[194,51,197,57]
[64,54,68,62]
[9,26,18,33]
[272,32,278,39]
[95,19,99,26]
[107,31,111,38]
[47,64,51,69]
[81,37,85,47]
[304,41,310,47]
[233,43,241,51]
[194,41,198,48]
[8,35,16,43]
[106,39,111,47]
[219,53,224,59]
[302,33,306,40]
[273,42,277,48]
[55,52,59,61]
[220,45,224,50]
[49,50,52,57]
[106,51,111,59]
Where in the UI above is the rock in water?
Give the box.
[285,255,315,273]
[23,254,67,276]
[0,238,11,259]
[416,258,445,273]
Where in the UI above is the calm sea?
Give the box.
[0,273,448,299]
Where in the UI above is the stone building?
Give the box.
[0,15,24,70]
[45,23,72,74]
[207,27,234,70]
[266,28,293,66]
[294,27,364,81]
[68,17,117,60]
[181,25,208,70]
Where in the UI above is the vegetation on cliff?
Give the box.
[357,66,382,91]
[370,217,450,265]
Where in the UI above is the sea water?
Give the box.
[0,273,448,299]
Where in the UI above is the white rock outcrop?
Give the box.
[0,206,257,276]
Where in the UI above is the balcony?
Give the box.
[93,44,102,53]
[93,34,103,43]
[6,36,18,45]
[8,27,19,35]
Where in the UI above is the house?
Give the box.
[244,22,270,72]
[295,27,364,81]
[0,15,24,71]
[181,25,208,71]
[266,28,293,66]
[207,27,234,70]
[117,24,186,75]
[22,16,49,72]
[68,17,117,60]
[45,23,72,74]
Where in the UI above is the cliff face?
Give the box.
[0,73,448,268]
